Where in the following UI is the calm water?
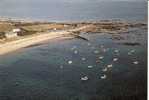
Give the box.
[0,1,147,22]
[0,27,147,100]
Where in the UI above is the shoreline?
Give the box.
[0,16,147,24]
[0,19,146,55]
[0,25,90,55]
[0,31,69,55]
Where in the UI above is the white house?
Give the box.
[64,24,68,27]
[12,28,21,33]
[5,28,21,39]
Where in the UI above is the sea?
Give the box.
[0,1,147,22]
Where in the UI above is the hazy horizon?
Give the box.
[0,0,147,22]
[0,0,146,3]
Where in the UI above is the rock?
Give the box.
[122,42,140,46]
[81,76,88,81]
[112,35,125,40]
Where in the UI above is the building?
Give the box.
[12,28,21,33]
[5,28,21,39]
[64,24,68,27]
[5,31,18,38]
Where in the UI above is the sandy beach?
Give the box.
[0,25,91,55]
[0,32,65,55]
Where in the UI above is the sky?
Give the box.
[62,0,146,3]
[0,0,146,6]
[0,0,146,2]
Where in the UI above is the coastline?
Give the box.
[0,31,73,55]
[0,19,146,55]
[0,25,90,55]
